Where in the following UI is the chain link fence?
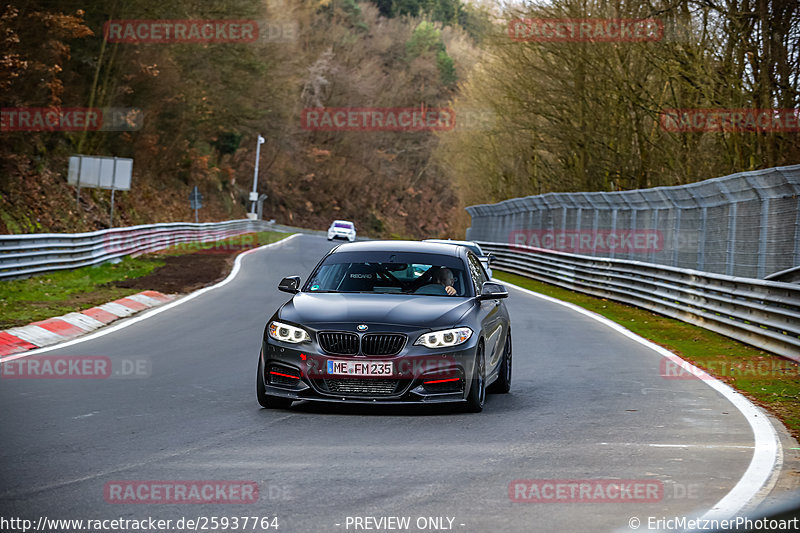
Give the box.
[466,165,800,279]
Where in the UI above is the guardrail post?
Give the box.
[795,196,800,268]
[610,207,618,259]
[75,155,83,210]
[757,197,770,279]
[698,207,707,272]
[716,180,738,277]
[591,201,599,256]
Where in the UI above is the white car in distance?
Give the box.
[327,220,357,242]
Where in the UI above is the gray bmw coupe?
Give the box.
[257,240,512,412]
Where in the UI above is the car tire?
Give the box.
[488,329,512,394]
[256,357,293,409]
[465,343,486,413]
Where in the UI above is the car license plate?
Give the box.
[327,360,393,376]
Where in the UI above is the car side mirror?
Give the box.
[278,276,301,294]
[477,281,508,300]
[487,253,496,264]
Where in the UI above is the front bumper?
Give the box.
[260,337,477,404]
[328,230,355,241]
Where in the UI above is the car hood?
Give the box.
[278,293,473,329]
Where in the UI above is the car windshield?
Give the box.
[334,222,353,229]
[305,252,469,296]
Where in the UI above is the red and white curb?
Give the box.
[0,234,300,363]
[0,291,173,357]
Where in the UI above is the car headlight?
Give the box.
[414,327,473,349]
[268,321,311,343]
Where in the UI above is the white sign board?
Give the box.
[68,155,133,190]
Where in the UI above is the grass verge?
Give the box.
[0,231,291,329]
[495,270,800,440]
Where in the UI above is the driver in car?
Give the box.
[432,267,457,296]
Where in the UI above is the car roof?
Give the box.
[423,239,483,253]
[331,240,462,256]
[331,220,354,225]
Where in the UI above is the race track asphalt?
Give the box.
[0,234,772,532]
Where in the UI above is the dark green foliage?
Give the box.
[436,50,456,86]
[321,0,370,31]
[407,21,457,86]
[370,0,462,26]
[212,132,243,158]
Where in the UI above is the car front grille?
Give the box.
[320,379,402,396]
[318,331,406,356]
[361,334,406,356]
[318,332,359,355]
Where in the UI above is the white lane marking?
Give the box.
[500,280,781,521]
[6,325,64,347]
[599,442,756,449]
[72,411,100,420]
[0,234,301,364]
[648,444,755,449]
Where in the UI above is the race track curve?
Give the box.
[0,234,778,533]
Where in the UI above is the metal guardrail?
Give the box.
[467,165,800,280]
[480,241,800,361]
[765,265,800,284]
[0,220,277,280]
